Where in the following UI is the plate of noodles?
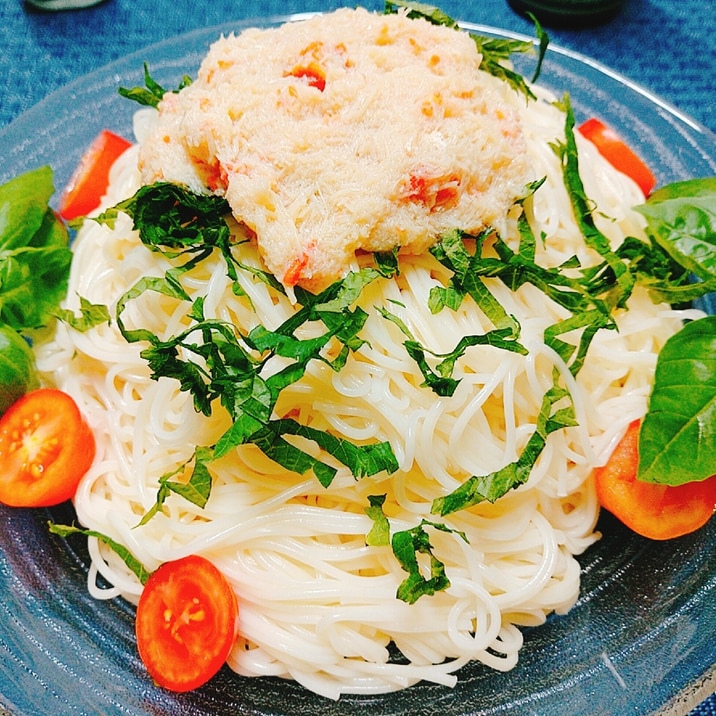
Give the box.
[1,7,716,716]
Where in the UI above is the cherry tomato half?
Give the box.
[595,420,716,540]
[0,388,96,507]
[578,118,657,197]
[136,554,238,692]
[58,129,133,221]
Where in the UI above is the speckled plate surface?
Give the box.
[1,16,715,716]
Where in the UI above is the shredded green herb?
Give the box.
[54,295,111,332]
[432,371,576,515]
[378,303,527,397]
[138,446,214,527]
[385,0,549,99]
[392,520,468,604]
[118,62,192,108]
[97,182,400,511]
[48,522,152,585]
[365,494,391,547]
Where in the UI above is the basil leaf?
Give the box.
[108,182,399,494]
[638,316,716,486]
[138,446,215,524]
[472,41,536,101]
[648,177,716,203]
[0,243,72,330]
[384,0,458,26]
[365,494,391,547]
[118,62,192,108]
[552,95,634,310]
[635,178,716,283]
[527,13,548,84]
[99,182,237,278]
[378,305,526,397]
[164,445,214,507]
[384,0,547,100]
[430,221,613,378]
[0,324,39,415]
[0,165,54,251]
[612,234,705,305]
[55,295,111,332]
[429,229,521,336]
[0,167,72,330]
[392,520,467,604]
[268,418,399,480]
[48,522,152,585]
[248,424,338,487]
[116,272,191,345]
[373,248,400,278]
[432,373,575,515]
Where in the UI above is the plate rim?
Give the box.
[3,12,716,148]
[0,12,715,716]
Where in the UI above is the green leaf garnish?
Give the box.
[106,182,399,495]
[54,295,111,332]
[384,0,548,100]
[365,494,391,547]
[384,0,458,26]
[379,304,527,397]
[638,316,716,486]
[392,519,468,604]
[48,522,152,585]
[635,178,716,284]
[432,372,576,514]
[428,221,615,377]
[429,228,521,336]
[138,446,215,525]
[552,94,635,311]
[118,62,192,108]
[0,166,72,331]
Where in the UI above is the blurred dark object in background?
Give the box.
[508,0,624,27]
[25,0,107,11]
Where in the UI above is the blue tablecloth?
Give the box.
[0,0,714,714]
[1,0,714,134]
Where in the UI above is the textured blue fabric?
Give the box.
[0,0,715,133]
[0,0,714,712]
[696,694,716,715]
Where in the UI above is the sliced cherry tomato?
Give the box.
[136,554,238,692]
[578,118,657,197]
[58,129,133,221]
[0,388,96,507]
[595,419,716,540]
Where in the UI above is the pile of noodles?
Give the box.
[35,79,701,699]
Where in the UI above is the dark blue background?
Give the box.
[0,0,714,713]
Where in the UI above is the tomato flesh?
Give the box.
[595,420,716,540]
[578,118,657,197]
[58,129,132,221]
[136,554,238,692]
[288,62,326,91]
[0,388,96,507]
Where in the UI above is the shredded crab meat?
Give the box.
[139,8,533,290]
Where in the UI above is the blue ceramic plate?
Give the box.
[1,15,715,716]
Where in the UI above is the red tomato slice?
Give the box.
[0,388,96,507]
[136,555,238,692]
[58,129,133,221]
[578,118,657,197]
[595,420,716,540]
